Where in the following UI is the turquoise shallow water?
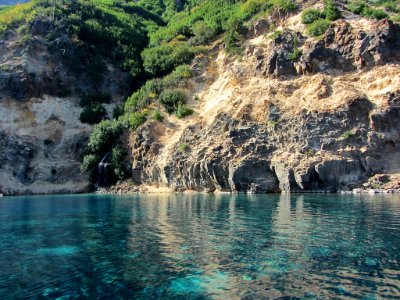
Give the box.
[0,193,399,299]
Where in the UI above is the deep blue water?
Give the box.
[0,194,399,299]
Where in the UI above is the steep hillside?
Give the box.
[0,0,165,195]
[103,0,400,194]
[1,0,400,195]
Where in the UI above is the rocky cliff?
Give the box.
[124,13,400,193]
[2,1,400,195]
[0,10,131,195]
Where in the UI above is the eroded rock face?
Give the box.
[122,14,400,194]
[256,30,301,77]
[128,93,400,193]
[301,19,400,73]
[0,21,131,195]
[0,35,130,101]
[0,133,36,185]
[256,20,400,77]
[0,97,92,195]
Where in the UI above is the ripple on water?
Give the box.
[169,276,205,295]
[35,246,80,256]
[0,194,399,299]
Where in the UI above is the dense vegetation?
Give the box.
[347,1,399,20]
[0,6,11,12]
[301,0,342,37]
[348,1,389,19]
[80,0,300,182]
[300,1,399,37]
[1,0,398,184]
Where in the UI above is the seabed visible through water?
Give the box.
[0,193,399,299]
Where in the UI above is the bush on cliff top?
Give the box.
[239,0,273,21]
[269,0,297,12]
[324,0,342,21]
[301,0,343,37]
[348,1,390,19]
[302,9,326,24]
[307,19,332,36]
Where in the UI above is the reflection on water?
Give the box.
[0,193,399,299]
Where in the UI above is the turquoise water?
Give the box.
[0,194,399,299]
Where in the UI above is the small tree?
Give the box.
[324,0,342,21]
[79,103,107,124]
[159,89,187,113]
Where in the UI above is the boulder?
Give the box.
[264,31,299,77]
[301,20,400,73]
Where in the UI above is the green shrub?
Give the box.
[289,33,302,61]
[159,89,187,113]
[381,1,399,13]
[79,103,107,124]
[125,91,145,113]
[348,1,366,14]
[392,14,400,22]
[301,9,325,24]
[111,145,128,180]
[189,21,217,45]
[122,52,143,79]
[269,29,283,40]
[289,47,302,61]
[125,65,193,113]
[269,0,297,12]
[88,120,123,153]
[363,7,389,19]
[239,0,272,20]
[176,103,194,119]
[80,153,101,172]
[307,19,331,37]
[302,2,341,25]
[348,1,389,19]
[172,64,192,78]
[225,18,246,53]
[152,110,164,121]
[142,42,197,77]
[305,148,315,157]
[81,118,126,177]
[179,143,188,152]
[324,0,342,21]
[125,79,161,112]
[126,112,146,129]
[148,0,242,46]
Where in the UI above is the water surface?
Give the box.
[0,193,399,299]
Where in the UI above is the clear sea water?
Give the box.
[0,193,399,299]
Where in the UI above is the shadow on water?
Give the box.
[0,193,399,298]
